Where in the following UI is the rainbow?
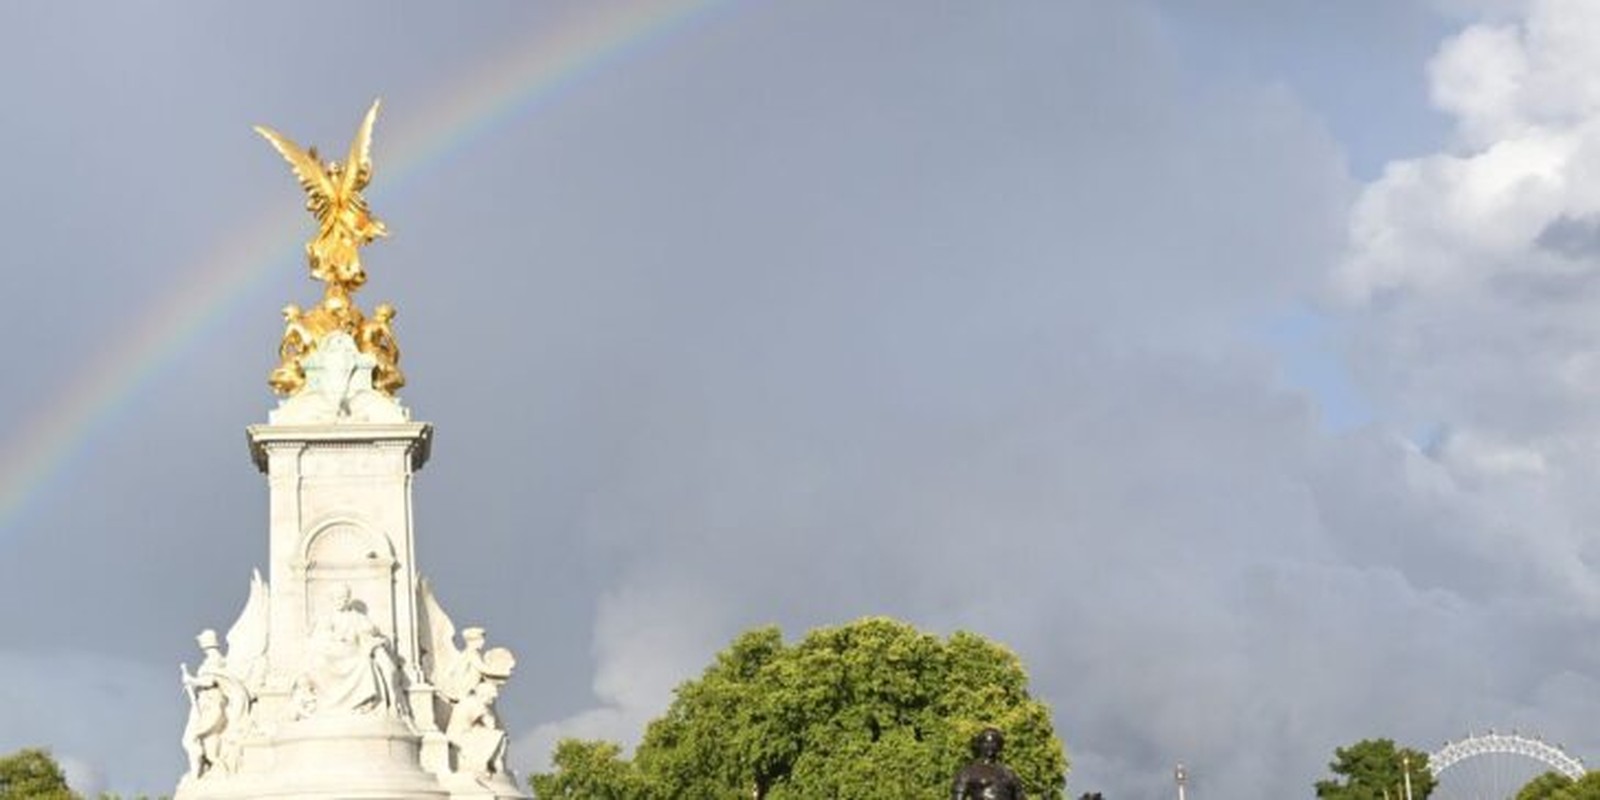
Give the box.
[0,0,731,538]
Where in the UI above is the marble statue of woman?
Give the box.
[293,584,408,720]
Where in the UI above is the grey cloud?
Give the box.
[1,2,1578,799]
[1535,213,1600,260]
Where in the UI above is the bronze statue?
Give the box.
[952,727,1026,800]
[257,101,405,397]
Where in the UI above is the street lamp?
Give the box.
[1401,754,1414,800]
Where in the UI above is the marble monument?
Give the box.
[175,101,527,800]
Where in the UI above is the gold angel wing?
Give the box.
[341,98,380,195]
[254,123,337,219]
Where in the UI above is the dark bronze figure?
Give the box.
[952,727,1026,800]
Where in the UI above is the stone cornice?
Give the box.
[245,422,433,473]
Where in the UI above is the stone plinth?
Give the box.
[255,716,447,799]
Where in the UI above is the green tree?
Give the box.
[0,748,77,800]
[0,747,168,800]
[1513,771,1600,800]
[1518,771,1575,800]
[529,740,641,800]
[530,618,1068,800]
[1314,738,1436,799]
[1561,771,1600,796]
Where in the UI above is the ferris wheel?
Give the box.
[1429,732,1585,799]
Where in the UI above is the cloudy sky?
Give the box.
[3,0,1599,796]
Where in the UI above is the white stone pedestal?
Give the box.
[253,716,447,799]
[175,343,527,800]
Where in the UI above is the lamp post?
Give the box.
[1175,763,1188,800]
[1402,754,1414,800]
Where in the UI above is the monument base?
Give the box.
[177,715,449,800]
[266,714,446,797]
[437,771,529,800]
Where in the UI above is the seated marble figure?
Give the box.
[292,584,408,719]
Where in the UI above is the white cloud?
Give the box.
[511,580,728,772]
[1430,22,1530,146]
[1338,0,1600,444]
[1428,0,1600,149]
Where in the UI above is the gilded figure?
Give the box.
[358,303,405,395]
[269,304,314,396]
[258,100,405,397]
[255,100,387,294]
[300,289,365,342]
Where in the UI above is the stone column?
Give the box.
[247,422,432,690]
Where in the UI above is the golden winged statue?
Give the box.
[257,100,404,397]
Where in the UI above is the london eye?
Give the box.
[1429,732,1584,799]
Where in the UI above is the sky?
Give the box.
[2,0,1599,796]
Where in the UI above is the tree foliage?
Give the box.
[1518,771,1600,800]
[529,740,641,800]
[0,748,76,800]
[1314,738,1437,800]
[1518,771,1576,800]
[0,747,167,800]
[530,618,1068,800]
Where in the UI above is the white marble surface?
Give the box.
[175,398,526,800]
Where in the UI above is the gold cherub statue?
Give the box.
[358,303,405,395]
[268,304,314,395]
[257,100,405,397]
